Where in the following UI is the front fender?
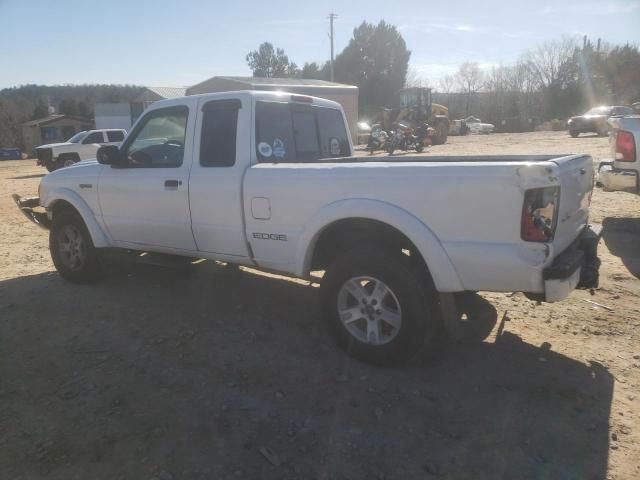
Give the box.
[295,198,464,292]
[41,188,111,248]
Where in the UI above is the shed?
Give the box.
[186,76,359,140]
[21,115,93,155]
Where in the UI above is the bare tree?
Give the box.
[526,36,578,88]
[404,66,430,88]
[455,62,484,116]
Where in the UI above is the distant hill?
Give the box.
[0,84,145,150]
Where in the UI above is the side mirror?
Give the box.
[97,145,123,166]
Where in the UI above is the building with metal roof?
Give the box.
[187,76,359,140]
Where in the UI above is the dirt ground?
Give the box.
[1,130,639,480]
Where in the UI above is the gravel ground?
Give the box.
[1,131,639,480]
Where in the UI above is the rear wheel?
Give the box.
[50,211,104,283]
[432,121,449,145]
[320,246,437,366]
[569,130,579,138]
[45,160,59,172]
[58,153,80,168]
[597,126,609,137]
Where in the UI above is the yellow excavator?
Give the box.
[381,87,450,145]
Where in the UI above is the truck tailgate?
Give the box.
[552,155,594,253]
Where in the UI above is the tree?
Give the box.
[58,98,78,116]
[405,66,429,88]
[246,42,299,78]
[526,36,578,89]
[455,62,484,116]
[31,100,48,120]
[333,21,411,116]
[301,62,329,80]
[77,100,91,118]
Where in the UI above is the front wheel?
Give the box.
[50,211,104,283]
[569,130,579,138]
[320,246,437,366]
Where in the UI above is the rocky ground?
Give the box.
[1,131,638,479]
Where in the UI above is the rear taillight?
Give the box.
[616,130,636,162]
[521,187,559,242]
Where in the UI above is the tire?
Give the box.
[58,153,80,168]
[597,127,609,137]
[415,143,424,153]
[320,246,438,366]
[570,130,579,138]
[50,211,104,283]
[432,121,449,145]
[45,161,59,172]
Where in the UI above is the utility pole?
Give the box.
[328,13,337,82]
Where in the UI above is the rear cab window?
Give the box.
[255,101,349,162]
[106,130,125,142]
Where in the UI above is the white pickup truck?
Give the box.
[14,91,602,365]
[36,129,127,172]
[598,116,640,194]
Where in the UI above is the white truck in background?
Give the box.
[598,116,640,194]
[14,91,602,366]
[36,129,127,172]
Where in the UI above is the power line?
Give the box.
[328,13,338,82]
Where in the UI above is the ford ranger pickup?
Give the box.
[13,91,602,365]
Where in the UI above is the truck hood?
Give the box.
[36,142,74,149]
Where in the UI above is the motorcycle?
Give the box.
[386,121,433,155]
[367,123,389,154]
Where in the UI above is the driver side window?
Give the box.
[122,106,188,168]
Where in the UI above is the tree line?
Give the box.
[438,36,640,128]
[247,27,640,128]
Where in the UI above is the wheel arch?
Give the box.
[295,199,464,292]
[44,189,111,248]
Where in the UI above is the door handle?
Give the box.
[164,180,181,188]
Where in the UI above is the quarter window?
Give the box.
[121,106,188,168]
[83,132,104,144]
[256,101,349,162]
[106,130,125,142]
[200,100,240,167]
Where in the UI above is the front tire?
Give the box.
[569,130,579,138]
[320,246,437,366]
[50,211,104,283]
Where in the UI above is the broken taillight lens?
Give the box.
[521,187,560,242]
[616,130,636,162]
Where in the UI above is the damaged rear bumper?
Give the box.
[542,223,602,302]
[12,194,50,229]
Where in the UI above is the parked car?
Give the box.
[448,119,470,136]
[35,129,127,172]
[464,116,495,134]
[0,148,22,160]
[14,91,601,366]
[567,106,635,137]
[597,115,639,193]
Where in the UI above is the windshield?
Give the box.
[67,131,87,143]
[585,107,611,116]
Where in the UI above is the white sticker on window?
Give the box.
[330,138,341,155]
[273,138,285,158]
[258,142,273,157]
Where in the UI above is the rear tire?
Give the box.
[45,161,59,172]
[58,153,80,168]
[432,121,449,145]
[570,130,579,138]
[320,246,438,366]
[50,211,104,283]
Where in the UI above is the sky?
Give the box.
[0,0,639,89]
